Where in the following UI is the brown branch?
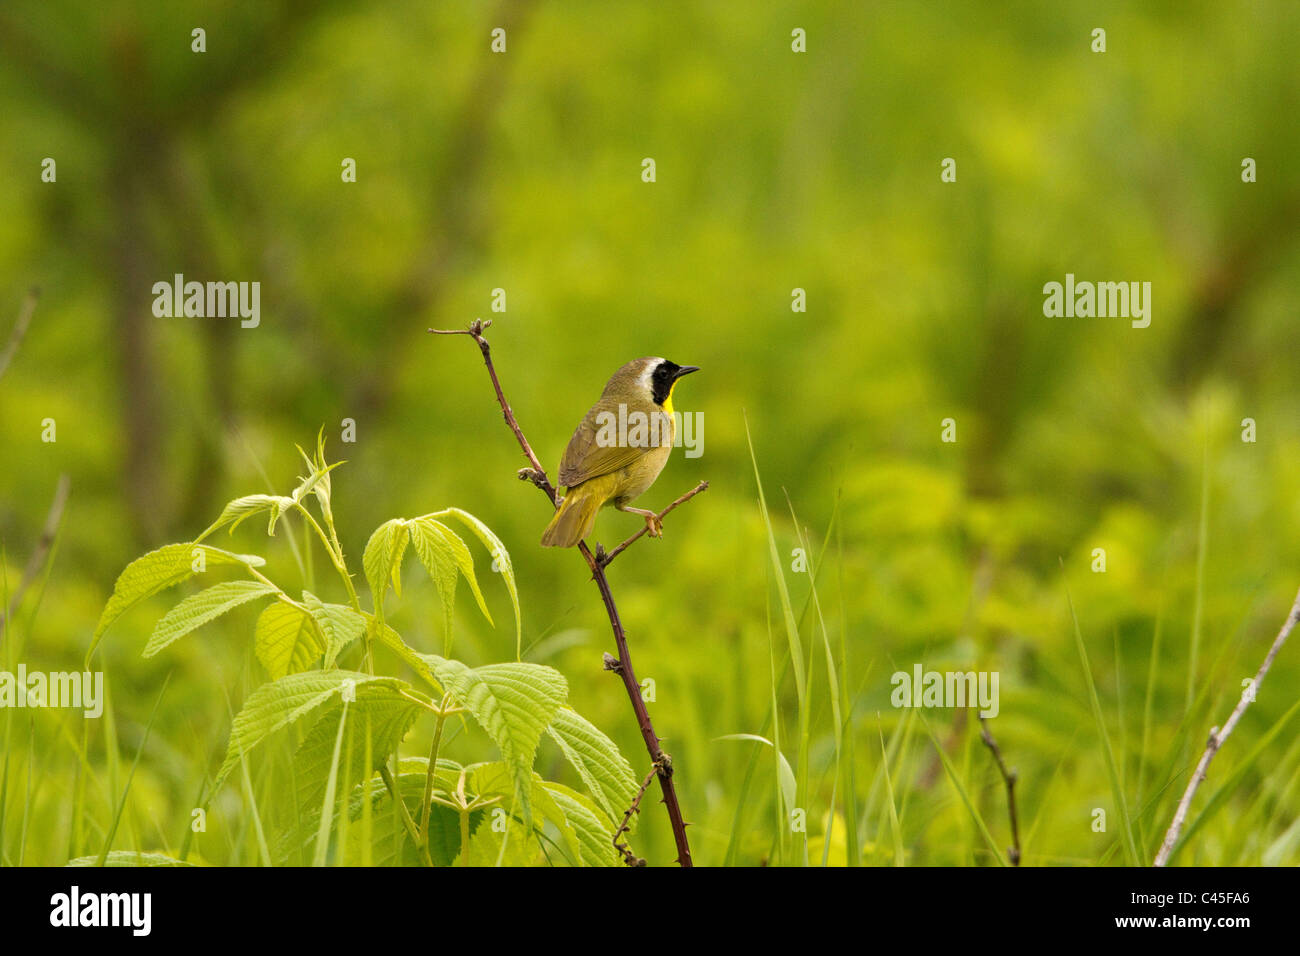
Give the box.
[0,473,71,640]
[429,319,699,866]
[596,480,710,569]
[978,715,1021,866]
[1154,585,1300,866]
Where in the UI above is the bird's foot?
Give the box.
[617,504,663,538]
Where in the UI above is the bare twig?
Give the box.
[1153,585,1300,866]
[430,320,700,866]
[0,473,71,640]
[978,715,1021,866]
[596,480,709,569]
[0,287,39,383]
[613,762,662,867]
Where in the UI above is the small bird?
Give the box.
[541,357,699,548]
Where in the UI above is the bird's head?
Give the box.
[606,357,700,409]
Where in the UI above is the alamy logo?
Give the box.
[1042,273,1151,328]
[50,886,151,936]
[890,664,999,718]
[152,273,260,328]
[0,665,103,718]
[594,403,703,458]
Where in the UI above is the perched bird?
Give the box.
[541,357,699,548]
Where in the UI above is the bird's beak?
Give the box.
[673,365,700,379]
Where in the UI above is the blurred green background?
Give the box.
[3,0,1300,866]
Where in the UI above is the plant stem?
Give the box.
[295,502,362,613]
[379,762,432,866]
[419,704,449,843]
[294,499,371,672]
[459,808,471,867]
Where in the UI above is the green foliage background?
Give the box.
[2,1,1300,865]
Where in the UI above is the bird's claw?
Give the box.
[644,514,663,538]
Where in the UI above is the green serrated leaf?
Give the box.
[464,762,571,864]
[438,508,521,659]
[294,682,422,813]
[285,681,423,861]
[423,656,567,826]
[546,708,638,826]
[254,598,326,680]
[144,580,279,658]
[424,518,492,622]
[542,782,621,866]
[213,671,400,794]
[460,799,534,865]
[363,519,408,613]
[199,494,295,540]
[409,517,495,652]
[302,593,366,668]
[409,518,459,644]
[368,617,443,691]
[91,543,266,656]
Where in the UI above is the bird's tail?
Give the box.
[541,485,603,548]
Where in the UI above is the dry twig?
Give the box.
[596,480,709,568]
[1153,585,1300,866]
[978,715,1021,866]
[0,474,71,640]
[0,287,39,383]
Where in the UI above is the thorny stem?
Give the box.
[613,762,662,867]
[293,497,373,672]
[978,716,1021,866]
[1154,585,1300,866]
[429,319,699,866]
[294,502,362,613]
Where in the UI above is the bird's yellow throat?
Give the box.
[662,382,677,417]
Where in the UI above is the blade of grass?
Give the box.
[1135,605,1163,850]
[877,718,905,866]
[833,495,860,866]
[745,415,810,864]
[336,710,356,866]
[717,734,797,814]
[97,674,170,865]
[1186,441,1210,714]
[1065,580,1139,865]
[312,698,350,866]
[918,711,1006,867]
[17,714,33,865]
[786,492,843,867]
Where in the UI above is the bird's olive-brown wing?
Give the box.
[558,395,653,488]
